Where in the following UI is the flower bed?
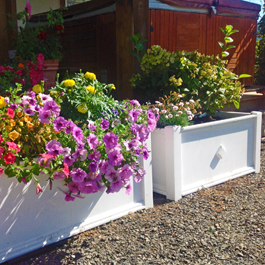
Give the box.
[151,111,262,200]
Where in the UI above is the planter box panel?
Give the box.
[0,137,153,263]
[181,116,256,187]
[151,111,261,201]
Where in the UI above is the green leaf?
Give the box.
[225,45,236,50]
[218,42,225,49]
[224,37,234,43]
[135,43,143,51]
[233,100,240,109]
[24,144,30,157]
[238,74,251,78]
[225,25,233,33]
[221,51,229,57]
[227,29,239,36]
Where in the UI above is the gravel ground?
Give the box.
[4,139,265,265]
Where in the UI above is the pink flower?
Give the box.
[6,141,20,153]
[25,1,31,19]
[65,193,75,202]
[0,135,3,143]
[62,163,69,178]
[36,183,43,194]
[0,168,4,177]
[3,152,16,164]
[7,108,15,119]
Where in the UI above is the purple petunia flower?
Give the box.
[134,169,146,183]
[128,109,141,122]
[53,171,65,180]
[65,193,75,202]
[106,179,123,194]
[65,120,75,134]
[28,91,35,98]
[68,182,80,193]
[43,100,60,117]
[105,166,120,182]
[78,181,101,194]
[53,116,68,131]
[72,148,87,161]
[118,164,134,180]
[147,118,157,132]
[88,150,101,161]
[103,132,119,149]
[70,168,87,183]
[87,120,97,131]
[31,104,41,112]
[63,155,75,166]
[89,161,98,172]
[134,124,149,142]
[87,133,98,149]
[46,140,64,156]
[108,149,124,166]
[125,182,132,195]
[9,103,18,110]
[39,93,53,103]
[100,119,109,130]
[129,99,140,106]
[23,108,35,116]
[39,109,52,123]
[72,126,84,143]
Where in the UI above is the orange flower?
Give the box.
[0,123,4,129]
[10,119,16,127]
[17,111,23,118]
[6,125,13,132]
[9,130,20,141]
[26,122,34,129]
[18,63,24,69]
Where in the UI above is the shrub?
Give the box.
[131,45,244,114]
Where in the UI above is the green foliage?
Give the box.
[129,33,147,63]
[8,7,66,61]
[50,71,120,125]
[131,45,244,114]
[218,25,238,59]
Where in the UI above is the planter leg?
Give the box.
[139,135,153,208]
[165,126,182,201]
[252,111,262,173]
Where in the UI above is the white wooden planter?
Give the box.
[0,138,153,263]
[152,111,262,201]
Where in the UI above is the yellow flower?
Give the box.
[10,119,16,127]
[64,79,75,87]
[9,130,20,141]
[85,72,96,81]
[77,104,88,113]
[6,125,13,132]
[32,84,43,94]
[0,123,4,129]
[85,86,96,94]
[110,84,116,90]
[19,121,24,126]
[0,96,6,108]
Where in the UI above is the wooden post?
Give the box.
[116,0,149,100]
[0,0,17,65]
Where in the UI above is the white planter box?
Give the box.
[152,111,262,201]
[0,138,153,263]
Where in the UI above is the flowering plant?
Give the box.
[0,53,45,94]
[150,91,197,128]
[8,1,65,61]
[0,80,157,201]
[50,71,119,124]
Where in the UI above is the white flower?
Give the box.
[168,114,173,118]
[161,110,167,114]
[173,106,178,111]
[165,115,168,119]
[178,111,183,114]
[186,102,190,105]
[175,114,179,117]
[155,101,161,104]
[178,94,183,98]
[179,102,184,106]
[187,111,192,115]
[188,115,193,120]
[189,99,195,103]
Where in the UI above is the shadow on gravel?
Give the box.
[153,192,172,206]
